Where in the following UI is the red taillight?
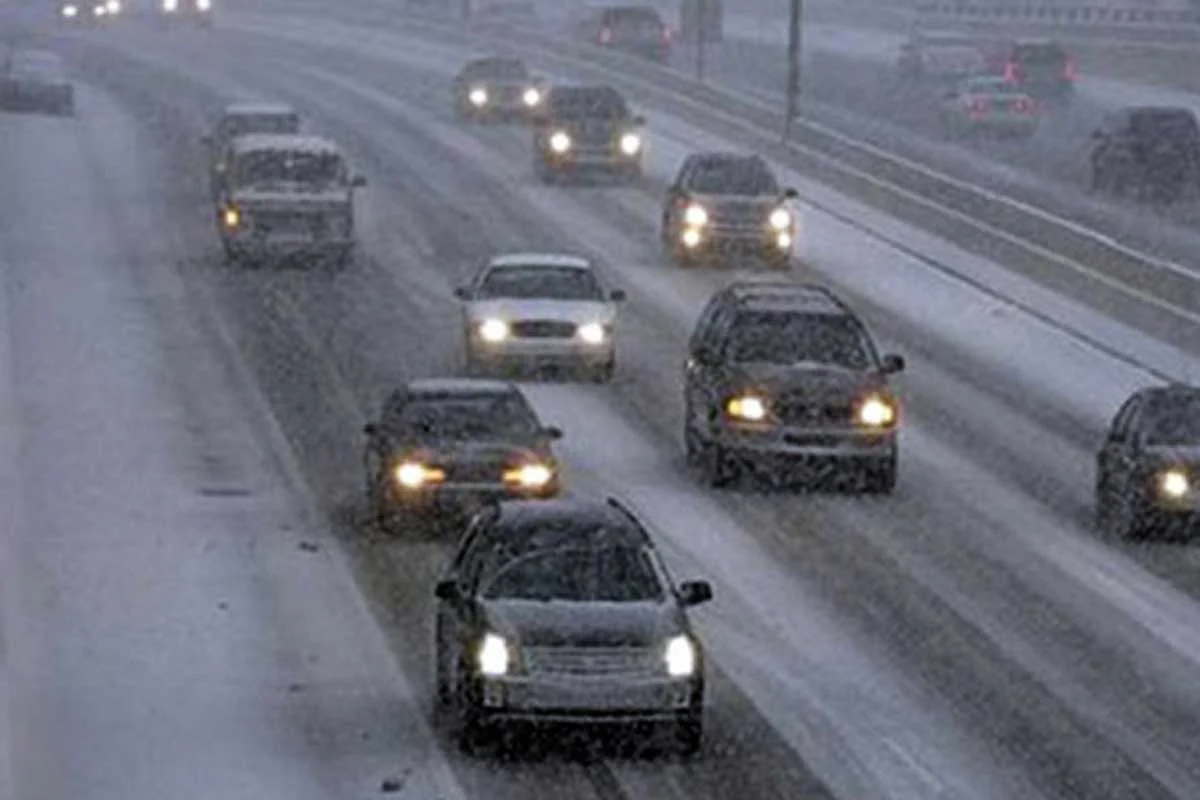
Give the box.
[599,26,611,43]
[1002,61,1017,82]
[1014,97,1031,114]
[661,26,672,44]
[1064,57,1077,81]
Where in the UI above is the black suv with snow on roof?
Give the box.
[682,282,905,493]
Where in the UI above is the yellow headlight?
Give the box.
[478,318,509,343]
[681,227,703,248]
[62,4,78,16]
[726,396,767,422]
[105,0,120,12]
[222,206,240,229]
[549,131,571,153]
[683,204,708,227]
[769,207,792,230]
[775,231,793,250]
[162,0,177,11]
[478,633,510,676]
[468,87,488,107]
[1158,469,1190,499]
[522,87,541,107]
[503,463,553,488]
[619,132,641,155]
[394,461,445,489]
[858,396,896,427]
[577,322,605,344]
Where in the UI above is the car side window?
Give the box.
[1109,396,1141,443]
[674,156,698,192]
[705,306,738,358]
[688,296,723,355]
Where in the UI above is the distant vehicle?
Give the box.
[58,0,121,23]
[1090,106,1200,204]
[214,134,365,268]
[896,30,986,85]
[660,152,798,269]
[1096,385,1200,540]
[433,496,712,755]
[153,0,213,26]
[979,38,1074,103]
[0,49,73,116]
[452,56,545,122]
[577,5,672,63]
[532,84,645,183]
[680,0,722,44]
[473,1,538,26]
[454,253,626,382]
[361,380,563,531]
[204,102,302,200]
[937,76,1039,140]
[683,282,905,492]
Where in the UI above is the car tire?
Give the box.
[671,711,703,757]
[455,669,490,755]
[763,250,791,271]
[700,435,736,489]
[587,359,615,383]
[434,623,454,708]
[1111,491,1150,541]
[861,453,897,495]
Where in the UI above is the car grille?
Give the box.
[776,394,853,427]
[443,460,507,483]
[511,320,576,339]
[250,210,329,235]
[523,646,658,677]
[713,201,770,226]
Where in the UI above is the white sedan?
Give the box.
[454,253,626,382]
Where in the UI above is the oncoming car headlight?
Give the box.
[503,463,554,489]
[221,206,241,230]
[1158,469,1190,499]
[577,322,606,345]
[857,395,897,427]
[62,4,78,17]
[468,86,488,107]
[683,203,708,227]
[664,635,696,677]
[619,132,641,155]
[726,395,767,422]
[394,461,446,489]
[197,0,212,10]
[162,0,178,11]
[478,633,510,677]
[522,87,542,107]
[478,318,509,343]
[549,130,571,154]
[768,207,792,231]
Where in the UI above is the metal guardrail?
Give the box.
[915,3,1199,27]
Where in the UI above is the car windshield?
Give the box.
[225,114,300,138]
[689,159,779,195]
[482,545,664,602]
[612,8,663,33]
[1145,398,1200,445]
[236,150,343,186]
[726,312,872,369]
[964,79,1021,95]
[478,265,604,301]
[548,88,629,119]
[467,59,528,79]
[398,394,541,439]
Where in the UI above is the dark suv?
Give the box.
[533,85,645,183]
[682,282,905,492]
[661,152,798,269]
[1090,106,1200,204]
[578,5,671,62]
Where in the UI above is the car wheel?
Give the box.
[455,666,489,755]
[763,250,791,271]
[1112,491,1150,541]
[671,711,703,757]
[587,360,614,383]
[861,452,897,495]
[434,622,454,708]
[700,437,736,489]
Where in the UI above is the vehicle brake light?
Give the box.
[1064,57,1077,81]
[1014,97,1031,114]
[1002,61,1017,82]
[661,26,672,44]
[599,26,611,43]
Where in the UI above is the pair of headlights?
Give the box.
[161,0,212,11]
[726,393,897,427]
[63,0,119,17]
[547,130,641,156]
[476,318,607,345]
[477,632,697,677]
[468,86,542,108]
[393,461,553,490]
[682,203,792,231]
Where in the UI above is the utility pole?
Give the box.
[783,0,802,142]
[695,0,707,82]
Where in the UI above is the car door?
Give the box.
[1098,395,1141,497]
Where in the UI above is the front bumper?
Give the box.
[541,148,642,173]
[382,479,559,515]
[470,674,700,724]
[676,226,793,257]
[714,424,897,460]
[469,336,614,368]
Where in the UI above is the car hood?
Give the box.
[467,298,615,325]
[480,598,682,648]
[691,193,780,211]
[727,361,887,397]
[230,186,352,208]
[1140,445,1200,468]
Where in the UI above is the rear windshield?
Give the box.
[1014,43,1067,64]
[1130,110,1199,142]
[547,88,629,119]
[962,78,1023,95]
[611,8,663,30]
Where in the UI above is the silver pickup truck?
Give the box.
[215,134,366,269]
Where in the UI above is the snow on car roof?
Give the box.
[231,134,341,155]
[223,102,297,117]
[487,253,592,270]
[406,378,517,396]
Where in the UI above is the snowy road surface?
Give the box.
[2,2,1200,798]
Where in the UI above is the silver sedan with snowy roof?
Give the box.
[454,253,626,382]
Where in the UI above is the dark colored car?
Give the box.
[204,102,302,200]
[1090,106,1200,204]
[1095,384,1200,539]
[154,0,213,25]
[57,0,119,23]
[532,85,645,183]
[980,38,1075,103]
[452,56,545,122]
[0,50,73,116]
[362,379,563,531]
[578,5,671,62]
[682,282,905,492]
[661,152,798,268]
[433,497,712,754]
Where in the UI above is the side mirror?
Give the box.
[453,286,470,300]
[434,579,459,601]
[363,422,378,437]
[610,288,627,302]
[633,114,646,126]
[881,353,906,374]
[351,175,367,188]
[678,580,713,607]
[543,425,564,440]
[782,187,799,199]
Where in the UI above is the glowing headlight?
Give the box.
[478,633,510,677]
[503,463,554,488]
[549,131,571,154]
[478,318,509,343]
[680,227,703,248]
[394,461,445,489]
[522,87,541,107]
[726,395,767,422]
[619,132,641,155]
[62,4,78,16]
[221,206,240,229]
[468,87,488,107]
[197,0,211,9]
[577,322,606,345]
[1158,469,1190,499]
[857,396,896,427]
[683,203,708,227]
[162,0,177,10]
[769,207,792,230]
[93,4,106,15]
[775,231,793,250]
[664,635,696,677]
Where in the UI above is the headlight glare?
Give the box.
[503,463,553,488]
[162,0,177,11]
[478,318,509,343]
[769,207,792,230]
[221,206,240,229]
[549,131,571,154]
[683,204,708,227]
[478,633,510,676]
[394,461,445,489]
[62,4,78,16]
[1159,469,1190,499]
[681,227,703,248]
[857,396,896,427]
[197,0,211,9]
[619,132,641,155]
[665,635,696,677]
[468,86,488,107]
[577,322,606,344]
[522,87,541,107]
[726,395,767,422]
